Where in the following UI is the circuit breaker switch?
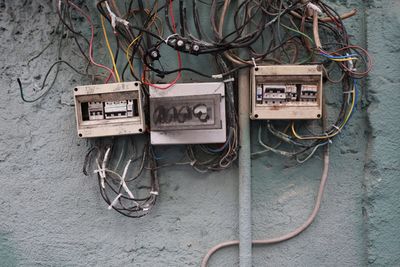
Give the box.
[263,85,286,105]
[300,85,318,102]
[256,85,263,104]
[104,101,129,119]
[286,85,297,101]
[88,102,104,120]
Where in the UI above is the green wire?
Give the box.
[280,23,315,44]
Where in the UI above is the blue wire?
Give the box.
[205,129,232,153]
[319,53,358,59]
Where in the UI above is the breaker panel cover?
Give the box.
[73,82,145,138]
[149,82,226,145]
[251,65,323,120]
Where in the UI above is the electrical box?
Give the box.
[250,65,323,120]
[73,82,145,138]
[149,82,226,145]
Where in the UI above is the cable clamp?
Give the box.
[150,191,159,196]
[108,194,122,210]
[165,33,178,44]
[105,2,129,31]
[223,77,235,83]
[251,57,258,69]
[307,2,322,14]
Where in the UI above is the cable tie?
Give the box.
[332,125,341,132]
[94,169,106,175]
[108,194,122,210]
[150,191,159,196]
[328,139,333,144]
[118,160,135,199]
[212,74,223,79]
[190,160,196,166]
[165,33,178,44]
[307,2,322,14]
[343,90,354,94]
[143,207,150,211]
[251,57,257,68]
[223,77,235,83]
[94,168,106,188]
[105,2,129,31]
[346,53,357,72]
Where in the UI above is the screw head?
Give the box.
[192,44,200,52]
[150,50,159,58]
[176,39,184,47]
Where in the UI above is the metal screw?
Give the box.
[150,50,159,59]
[192,44,200,52]
[176,39,184,47]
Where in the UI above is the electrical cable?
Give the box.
[201,145,330,267]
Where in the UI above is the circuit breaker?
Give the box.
[250,65,323,120]
[73,82,145,138]
[149,82,226,145]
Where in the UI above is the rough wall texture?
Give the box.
[364,0,400,266]
[0,1,398,266]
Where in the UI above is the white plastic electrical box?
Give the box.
[73,82,145,138]
[250,65,323,120]
[149,82,226,145]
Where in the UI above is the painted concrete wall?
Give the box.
[0,0,398,266]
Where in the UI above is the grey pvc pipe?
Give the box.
[237,0,252,265]
[238,68,252,267]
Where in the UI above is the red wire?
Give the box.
[67,1,116,83]
[142,0,182,90]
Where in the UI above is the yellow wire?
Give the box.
[100,15,121,83]
[329,57,358,62]
[123,5,160,78]
[125,35,143,76]
[291,85,356,140]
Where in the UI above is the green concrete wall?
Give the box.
[0,1,398,266]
